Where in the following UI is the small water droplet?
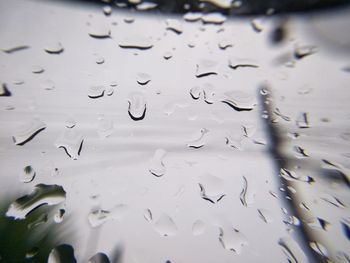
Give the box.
[13,79,24,85]
[97,117,114,139]
[95,56,105,64]
[309,241,329,259]
[44,42,64,54]
[88,253,110,263]
[251,19,264,32]
[153,214,178,236]
[102,5,112,15]
[198,174,225,204]
[307,217,330,231]
[32,66,44,74]
[293,146,309,158]
[240,176,255,207]
[40,79,55,91]
[65,117,76,129]
[0,82,12,96]
[54,209,65,223]
[294,45,317,59]
[201,13,226,24]
[278,237,308,263]
[55,129,83,160]
[192,220,206,236]
[187,128,209,149]
[118,36,153,49]
[257,209,273,223]
[20,165,36,183]
[225,134,244,150]
[48,244,76,263]
[88,204,128,228]
[189,86,202,100]
[1,44,30,54]
[242,125,256,138]
[88,24,111,38]
[28,213,48,229]
[123,16,135,23]
[12,118,46,145]
[219,227,248,254]
[218,38,233,50]
[183,12,203,22]
[25,247,39,259]
[279,168,313,183]
[195,59,218,77]
[203,83,215,104]
[166,19,183,34]
[144,209,152,223]
[221,90,257,111]
[136,73,151,85]
[149,149,167,177]
[296,112,310,128]
[340,220,350,240]
[136,2,158,10]
[163,51,172,60]
[88,85,105,99]
[6,184,66,220]
[128,92,147,121]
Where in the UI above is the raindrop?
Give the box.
[284,215,301,226]
[65,117,76,129]
[242,125,256,138]
[166,19,183,34]
[278,237,308,263]
[6,184,66,220]
[195,59,218,77]
[12,118,46,145]
[20,165,36,183]
[153,214,178,236]
[320,194,345,208]
[41,79,55,90]
[88,253,110,263]
[13,79,24,85]
[123,16,135,23]
[128,92,147,121]
[240,176,255,207]
[219,227,248,254]
[88,205,128,228]
[200,0,233,8]
[118,36,153,49]
[228,59,258,70]
[32,66,44,74]
[149,149,167,177]
[192,220,206,236]
[1,44,30,54]
[225,134,243,150]
[183,12,203,22]
[307,217,330,231]
[25,247,39,259]
[279,168,313,183]
[190,86,202,100]
[102,5,112,16]
[28,213,48,229]
[309,242,329,259]
[203,83,215,104]
[95,56,105,64]
[55,129,84,160]
[106,87,114,96]
[88,24,110,38]
[187,128,209,149]
[128,0,140,4]
[44,42,64,54]
[88,85,105,99]
[274,108,290,121]
[293,146,309,158]
[48,244,76,263]
[218,38,233,50]
[136,2,158,11]
[198,174,225,204]
[294,45,317,59]
[296,112,310,128]
[221,90,257,111]
[163,51,172,60]
[54,209,65,223]
[257,209,273,223]
[201,13,227,24]
[340,220,350,240]
[110,81,118,87]
[321,159,350,184]
[251,19,263,33]
[144,209,152,223]
[0,82,12,96]
[136,73,151,85]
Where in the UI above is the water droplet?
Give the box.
[279,168,313,183]
[123,16,135,23]
[307,217,330,231]
[340,220,350,240]
[25,247,39,259]
[242,125,256,138]
[218,38,233,50]
[88,253,110,263]
[225,134,244,150]
[28,213,48,229]
[65,117,76,128]
[48,244,76,263]
[200,0,233,8]
[321,159,350,184]
[221,90,257,111]
[189,86,202,100]
[320,193,345,208]
[88,85,105,99]
[187,128,209,148]
[55,129,83,160]
[44,42,64,54]
[136,73,151,85]
[102,5,112,15]
[118,36,153,49]
[257,209,273,223]
[128,92,147,121]
[0,82,12,96]
[293,146,309,158]
[128,0,140,4]
[136,2,158,11]
[163,51,172,60]
[12,118,46,145]
[95,56,105,64]
[88,24,111,38]
[6,184,66,220]
[153,214,178,236]
[32,66,44,74]
[198,174,225,204]
[251,19,263,32]
[203,83,215,104]
[274,108,290,121]
[20,165,36,183]
[284,215,301,226]
[228,59,258,70]
[88,204,128,227]
[1,44,30,54]
[183,12,202,22]
[294,45,317,59]
[54,209,65,223]
[201,13,226,24]
[336,252,350,263]
[41,79,55,90]
[195,59,218,77]
[192,220,206,236]
[149,149,167,177]
[13,79,24,85]
[309,242,329,259]
[278,237,308,263]
[97,116,114,138]
[144,209,152,223]
[296,112,310,128]
[219,227,248,254]
[240,176,255,207]
[166,19,183,34]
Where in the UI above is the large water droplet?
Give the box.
[198,174,225,204]
[187,128,209,148]
[88,253,110,263]
[20,165,36,183]
[12,118,46,145]
[201,13,227,24]
[225,134,244,150]
[196,59,218,77]
[97,117,114,139]
[55,129,83,160]
[88,86,105,99]
[41,79,55,90]
[48,244,76,263]
[240,176,255,207]
[44,42,64,54]
[166,19,183,34]
[153,214,178,236]
[6,184,66,220]
[219,227,248,254]
[118,36,153,49]
[192,220,206,236]
[136,73,151,85]
[221,91,257,111]
[149,149,167,177]
[128,92,147,121]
